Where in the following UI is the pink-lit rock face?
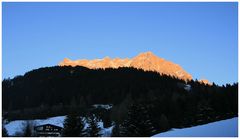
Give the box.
[199,79,212,85]
[59,51,193,81]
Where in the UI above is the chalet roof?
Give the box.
[34,123,63,129]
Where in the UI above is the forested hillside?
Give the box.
[2,66,238,136]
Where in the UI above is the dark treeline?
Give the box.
[2,66,238,136]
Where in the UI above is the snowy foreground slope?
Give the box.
[5,116,113,137]
[5,116,238,137]
[152,117,238,137]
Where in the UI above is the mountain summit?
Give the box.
[59,52,193,81]
[59,52,192,80]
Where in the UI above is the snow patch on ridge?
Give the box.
[92,104,113,110]
[184,84,191,91]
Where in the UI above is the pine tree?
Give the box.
[140,105,157,136]
[196,100,215,124]
[86,114,101,137]
[2,125,8,137]
[111,122,120,137]
[23,121,33,137]
[120,103,157,137]
[62,113,85,137]
[159,114,170,132]
[102,111,112,128]
[120,104,138,137]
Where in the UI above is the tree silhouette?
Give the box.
[2,125,8,137]
[62,113,85,137]
[23,121,33,137]
[86,114,101,137]
[120,103,157,137]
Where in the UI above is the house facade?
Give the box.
[34,124,63,137]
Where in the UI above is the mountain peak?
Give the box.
[63,58,71,62]
[142,51,154,55]
[103,56,111,60]
[199,79,212,85]
[59,58,72,65]
[137,51,156,57]
[59,52,193,81]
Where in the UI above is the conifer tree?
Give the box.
[2,125,8,137]
[159,114,170,131]
[196,100,215,124]
[120,103,157,137]
[23,121,33,137]
[86,114,101,137]
[111,122,120,137]
[62,113,85,137]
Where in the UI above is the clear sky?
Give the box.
[3,2,238,85]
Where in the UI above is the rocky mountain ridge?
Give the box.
[59,51,194,81]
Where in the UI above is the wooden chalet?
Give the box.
[34,124,63,137]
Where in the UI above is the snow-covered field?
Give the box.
[6,115,238,137]
[152,117,238,137]
[5,115,113,137]
[5,116,65,136]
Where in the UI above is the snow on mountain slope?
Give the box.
[184,84,191,91]
[5,115,113,137]
[92,104,113,110]
[152,117,238,137]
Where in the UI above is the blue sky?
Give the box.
[3,2,238,85]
